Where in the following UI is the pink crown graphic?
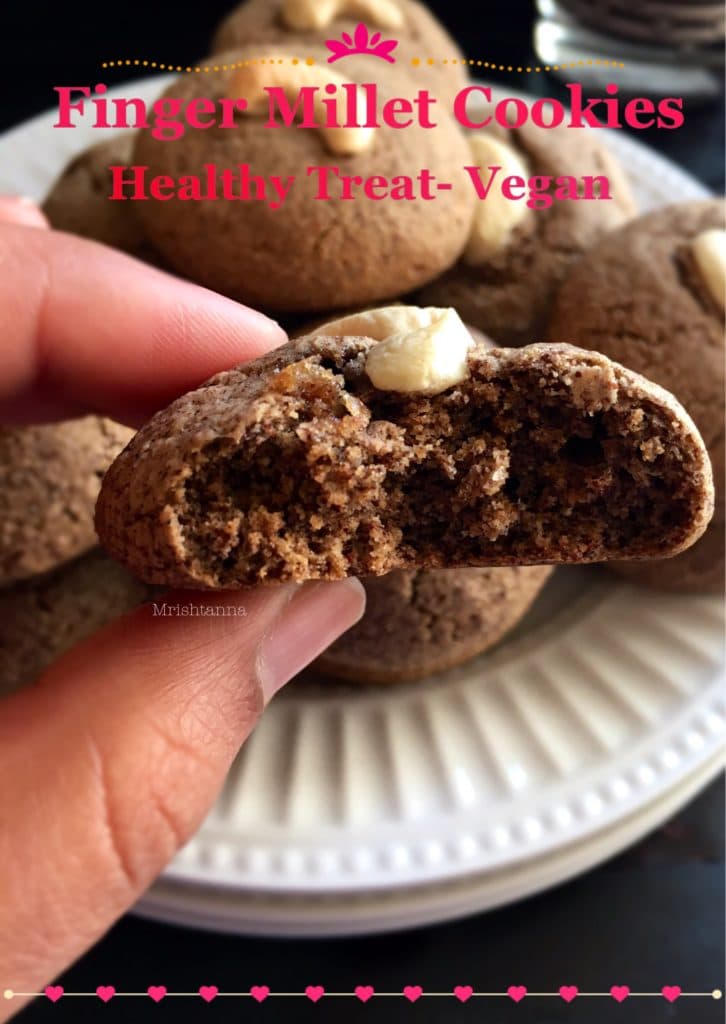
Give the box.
[326,22,399,63]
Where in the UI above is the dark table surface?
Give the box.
[1,2,724,1021]
[13,776,726,1024]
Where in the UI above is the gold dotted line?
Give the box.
[100,56,625,73]
[101,57,317,71]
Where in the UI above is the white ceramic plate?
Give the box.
[2,77,722,921]
[168,570,724,894]
[139,750,725,935]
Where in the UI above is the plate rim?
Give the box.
[137,754,725,935]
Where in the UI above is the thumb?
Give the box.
[0,579,365,1013]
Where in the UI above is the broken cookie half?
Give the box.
[95,308,714,588]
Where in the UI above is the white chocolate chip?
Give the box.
[464,133,531,265]
[312,306,445,341]
[310,306,491,349]
[229,62,374,155]
[282,0,404,31]
[691,229,726,311]
[362,308,473,395]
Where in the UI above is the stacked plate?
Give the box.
[138,567,724,934]
[1,78,722,936]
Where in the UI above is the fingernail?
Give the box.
[257,579,366,702]
[238,303,284,334]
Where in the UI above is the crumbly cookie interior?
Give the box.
[177,344,706,585]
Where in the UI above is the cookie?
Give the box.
[43,133,158,262]
[316,565,552,683]
[132,47,475,311]
[211,0,468,106]
[0,417,134,585]
[547,199,725,591]
[418,120,636,345]
[0,549,152,697]
[95,307,713,588]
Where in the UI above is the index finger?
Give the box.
[0,224,287,425]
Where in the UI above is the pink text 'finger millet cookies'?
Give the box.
[211,0,469,106]
[548,199,725,591]
[418,120,637,345]
[95,307,714,588]
[131,47,475,312]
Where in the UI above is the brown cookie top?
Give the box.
[95,331,713,588]
[133,46,475,312]
[547,199,725,592]
[0,417,134,586]
[548,200,724,452]
[211,0,468,105]
[0,549,152,696]
[316,565,552,683]
[418,120,637,345]
[42,133,159,262]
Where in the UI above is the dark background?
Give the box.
[1,1,724,1021]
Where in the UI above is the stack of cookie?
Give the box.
[0,419,153,696]
[39,1,722,686]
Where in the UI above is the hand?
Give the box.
[0,197,366,1018]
